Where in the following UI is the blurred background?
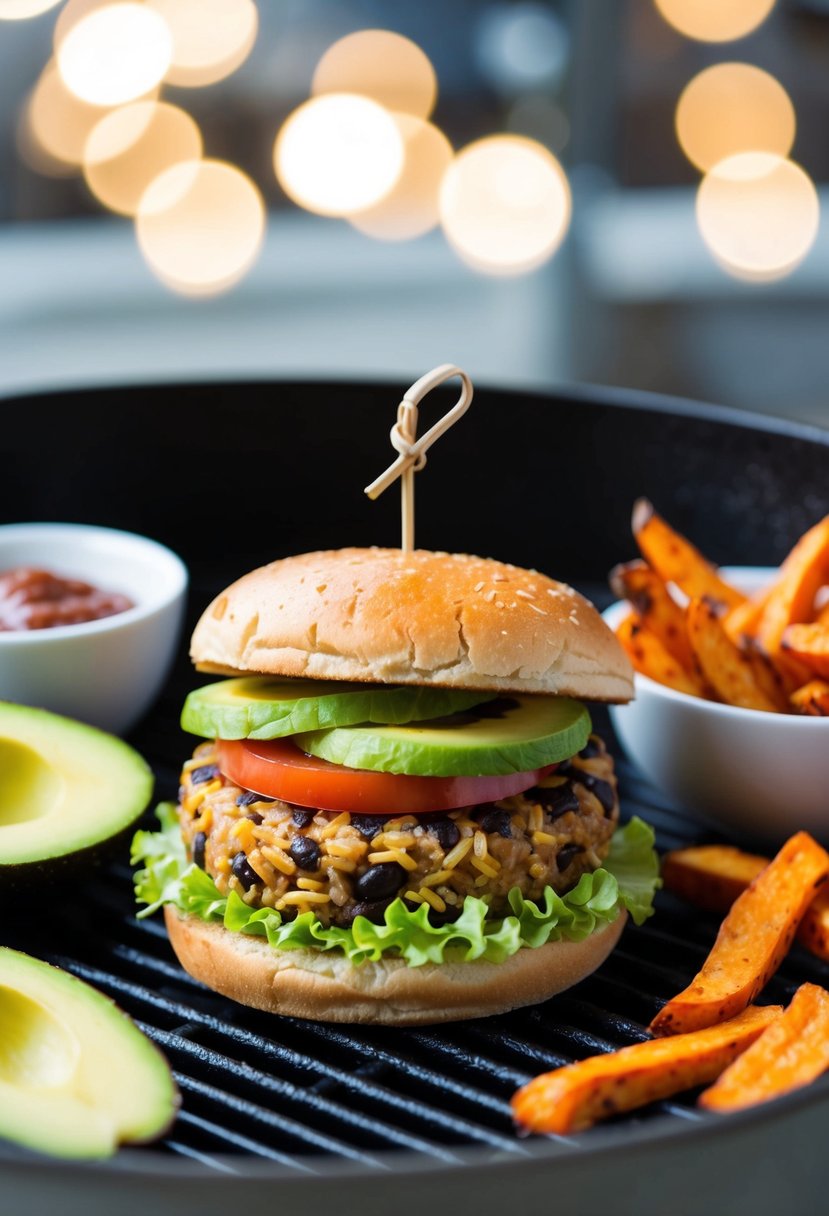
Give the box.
[1,0,827,426]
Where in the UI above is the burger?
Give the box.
[133,547,658,1025]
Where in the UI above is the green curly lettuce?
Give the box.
[132,805,660,968]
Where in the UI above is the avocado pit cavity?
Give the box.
[0,985,79,1088]
[0,737,62,827]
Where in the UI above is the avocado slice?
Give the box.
[0,947,177,1158]
[0,701,153,878]
[297,695,591,776]
[181,676,494,740]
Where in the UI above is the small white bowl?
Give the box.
[603,567,829,845]
[0,523,187,735]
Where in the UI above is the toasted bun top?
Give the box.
[190,548,634,702]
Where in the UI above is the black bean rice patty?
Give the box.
[177,735,619,928]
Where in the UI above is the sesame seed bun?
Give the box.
[190,548,633,703]
[163,906,627,1025]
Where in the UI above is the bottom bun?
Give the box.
[163,906,627,1025]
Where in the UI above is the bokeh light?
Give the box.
[146,0,258,88]
[696,152,819,281]
[653,0,776,43]
[676,63,795,172]
[350,115,452,242]
[83,101,202,216]
[312,30,437,121]
[0,0,62,19]
[136,159,265,296]
[20,59,158,175]
[57,2,172,106]
[274,94,404,217]
[439,135,571,276]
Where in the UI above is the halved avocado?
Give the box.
[0,701,153,879]
[0,947,177,1158]
[297,695,591,776]
[181,676,494,740]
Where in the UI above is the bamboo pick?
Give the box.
[364,364,473,551]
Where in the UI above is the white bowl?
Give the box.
[603,567,829,845]
[0,523,187,735]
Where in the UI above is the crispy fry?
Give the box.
[817,600,829,627]
[686,597,782,712]
[615,612,706,696]
[782,622,829,680]
[756,516,829,682]
[609,559,696,671]
[791,679,829,717]
[723,589,771,645]
[511,1006,781,1135]
[699,984,829,1113]
[632,498,745,611]
[650,832,829,1037]
[662,845,829,963]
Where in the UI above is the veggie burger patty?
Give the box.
[178,734,619,928]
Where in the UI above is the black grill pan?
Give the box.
[1,379,828,1216]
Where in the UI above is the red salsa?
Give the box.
[0,567,134,631]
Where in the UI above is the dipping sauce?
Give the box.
[0,567,134,631]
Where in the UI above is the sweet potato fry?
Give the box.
[817,599,829,627]
[609,559,696,671]
[756,516,829,681]
[723,589,771,645]
[791,679,829,716]
[662,845,829,963]
[511,1005,781,1135]
[632,499,745,611]
[615,612,706,696]
[650,832,829,1037]
[686,597,783,712]
[699,984,829,1113]
[782,622,829,680]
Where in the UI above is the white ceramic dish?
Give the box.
[0,523,187,735]
[603,567,829,845]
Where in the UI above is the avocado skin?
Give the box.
[0,820,139,898]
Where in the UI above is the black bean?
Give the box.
[291,807,314,828]
[192,831,207,870]
[355,863,406,901]
[191,764,220,785]
[474,806,512,838]
[246,811,264,825]
[290,835,321,871]
[236,790,274,808]
[557,844,584,872]
[526,783,580,820]
[354,815,392,840]
[231,852,259,890]
[577,773,616,816]
[578,738,602,760]
[430,817,460,852]
[343,898,393,926]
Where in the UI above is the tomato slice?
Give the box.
[217,738,556,815]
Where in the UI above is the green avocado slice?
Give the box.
[0,947,178,1158]
[297,695,591,777]
[180,676,495,740]
[0,701,153,875]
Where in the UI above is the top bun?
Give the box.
[191,548,634,702]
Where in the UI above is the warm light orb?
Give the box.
[20,59,158,175]
[312,29,437,121]
[274,93,404,217]
[83,101,202,216]
[697,152,819,281]
[350,115,452,241]
[146,0,258,87]
[0,0,62,19]
[136,159,265,296]
[676,63,795,171]
[439,135,571,275]
[57,2,172,106]
[653,0,776,43]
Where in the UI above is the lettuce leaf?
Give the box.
[132,806,660,968]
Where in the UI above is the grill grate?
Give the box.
[4,607,828,1174]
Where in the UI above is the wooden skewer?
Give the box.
[364,364,473,552]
